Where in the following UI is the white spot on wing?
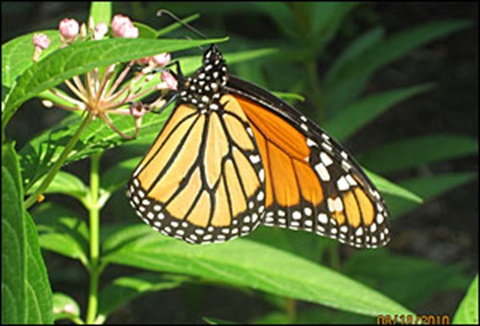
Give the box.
[249,155,261,164]
[320,152,333,166]
[376,213,384,224]
[315,163,330,181]
[306,138,317,147]
[292,211,302,220]
[337,176,349,191]
[328,198,336,212]
[334,197,344,212]
[318,213,328,224]
[257,191,264,201]
[341,160,352,171]
[346,174,357,186]
[321,142,333,153]
[258,169,265,182]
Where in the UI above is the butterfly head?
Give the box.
[179,45,228,111]
[203,44,223,62]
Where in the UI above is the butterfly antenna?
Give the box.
[157,9,208,40]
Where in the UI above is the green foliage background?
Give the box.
[2,2,478,324]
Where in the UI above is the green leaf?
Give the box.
[249,226,333,264]
[225,48,278,65]
[102,225,412,317]
[324,84,434,142]
[97,274,183,322]
[2,143,53,324]
[2,30,62,91]
[453,274,478,325]
[23,210,54,324]
[385,172,477,218]
[272,91,305,102]
[53,292,81,322]
[365,168,423,205]
[344,251,469,307]
[359,134,479,174]
[134,22,157,39]
[250,312,289,325]
[203,316,238,325]
[34,203,89,265]
[295,307,375,324]
[253,3,298,40]
[324,27,384,86]
[2,145,26,324]
[3,37,226,129]
[90,1,111,26]
[310,2,358,51]
[101,157,140,193]
[26,170,88,201]
[324,20,472,113]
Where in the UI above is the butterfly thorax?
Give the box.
[178,45,228,113]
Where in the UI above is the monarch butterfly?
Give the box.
[127,44,390,248]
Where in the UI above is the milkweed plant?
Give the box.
[2,2,477,324]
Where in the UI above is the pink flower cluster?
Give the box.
[32,14,172,70]
[31,14,178,139]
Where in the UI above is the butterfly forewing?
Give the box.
[128,48,266,244]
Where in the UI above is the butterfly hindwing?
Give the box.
[227,76,390,248]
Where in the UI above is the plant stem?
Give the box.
[285,297,297,323]
[86,152,102,324]
[24,113,93,209]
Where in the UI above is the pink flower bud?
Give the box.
[111,14,139,38]
[152,53,171,67]
[32,33,50,62]
[33,33,50,50]
[129,102,148,119]
[161,71,178,91]
[94,22,108,40]
[122,25,139,38]
[111,14,131,30]
[59,18,79,44]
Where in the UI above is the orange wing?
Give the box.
[127,44,389,248]
[127,96,265,244]
[228,77,390,248]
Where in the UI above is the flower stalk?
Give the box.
[85,152,102,325]
[24,112,94,209]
